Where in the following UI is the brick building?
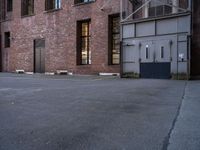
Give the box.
[0,0,120,74]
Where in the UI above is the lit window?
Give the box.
[146,45,149,59]
[77,20,91,65]
[109,15,120,65]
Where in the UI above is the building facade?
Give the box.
[0,0,120,74]
[121,0,200,79]
[191,0,200,76]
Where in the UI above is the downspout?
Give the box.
[144,0,149,18]
[172,0,179,13]
[120,0,123,78]
[189,0,193,79]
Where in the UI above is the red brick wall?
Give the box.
[191,0,200,76]
[0,0,120,74]
[179,0,188,9]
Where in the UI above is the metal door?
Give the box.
[140,40,171,79]
[140,63,171,79]
[34,39,45,73]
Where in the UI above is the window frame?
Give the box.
[74,0,95,5]
[108,14,120,65]
[145,45,149,59]
[7,0,13,12]
[76,19,91,65]
[45,0,61,11]
[4,32,11,48]
[0,0,6,21]
[21,0,34,17]
[161,46,164,59]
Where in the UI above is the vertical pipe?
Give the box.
[144,0,149,18]
[187,35,191,80]
[120,0,123,77]
[188,0,192,10]
[120,0,123,22]
[172,0,179,13]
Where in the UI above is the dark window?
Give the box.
[161,46,164,58]
[7,0,13,12]
[109,15,120,65]
[0,0,6,21]
[21,0,34,16]
[5,32,10,48]
[74,0,94,5]
[45,0,61,11]
[77,20,91,65]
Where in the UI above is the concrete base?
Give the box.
[16,70,25,74]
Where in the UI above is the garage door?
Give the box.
[140,63,171,79]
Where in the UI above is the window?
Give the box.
[45,0,61,11]
[0,0,6,21]
[109,15,120,65]
[161,46,164,58]
[77,20,91,65]
[5,32,10,48]
[148,1,172,17]
[74,0,94,5]
[21,0,34,16]
[145,45,149,59]
[7,0,13,12]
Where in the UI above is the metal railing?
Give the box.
[121,0,191,22]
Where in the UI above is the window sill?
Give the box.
[108,64,120,66]
[0,18,12,23]
[44,8,62,13]
[74,1,95,7]
[21,14,35,18]
[77,64,92,66]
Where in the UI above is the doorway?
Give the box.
[139,40,171,79]
[34,39,45,73]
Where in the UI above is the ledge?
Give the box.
[73,1,95,7]
[0,18,12,23]
[44,8,62,14]
[21,14,35,18]
[121,12,191,25]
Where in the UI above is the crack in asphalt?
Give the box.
[161,81,188,150]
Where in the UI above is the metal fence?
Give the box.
[121,0,191,22]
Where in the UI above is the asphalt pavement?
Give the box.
[0,73,199,150]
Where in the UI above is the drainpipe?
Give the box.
[172,0,179,13]
[144,0,149,18]
[120,0,123,78]
[187,35,191,80]
[188,0,192,11]
[188,0,193,79]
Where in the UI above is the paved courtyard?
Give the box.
[0,73,199,150]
